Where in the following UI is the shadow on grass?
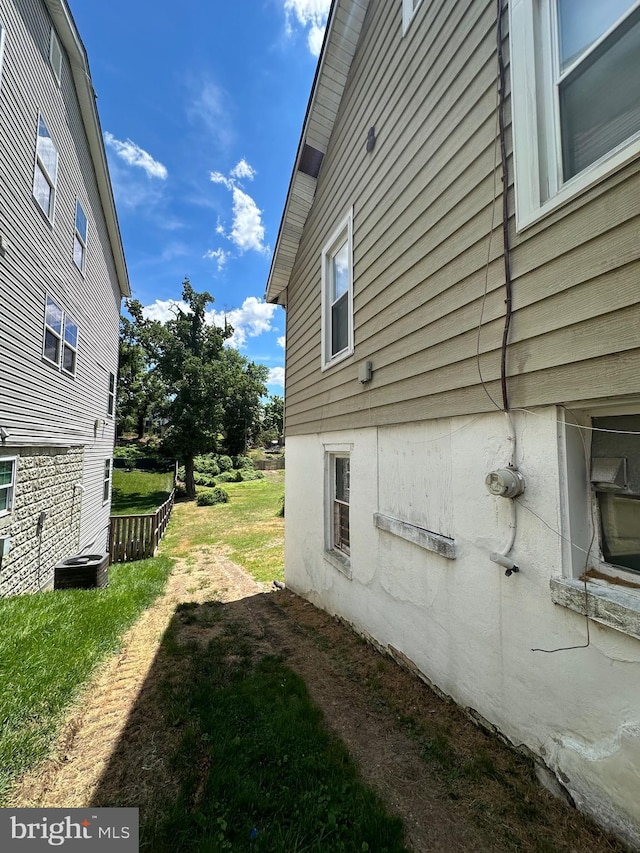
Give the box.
[110,489,173,515]
[90,594,408,853]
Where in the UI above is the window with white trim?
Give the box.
[103,459,112,504]
[49,27,62,84]
[107,372,116,417]
[330,454,350,556]
[33,116,58,220]
[43,296,79,376]
[510,0,640,229]
[321,209,353,369]
[0,23,6,89]
[402,0,423,34]
[0,457,16,516]
[73,201,88,272]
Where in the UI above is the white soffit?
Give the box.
[265,0,369,306]
[44,0,130,297]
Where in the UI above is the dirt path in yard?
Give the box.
[9,551,626,852]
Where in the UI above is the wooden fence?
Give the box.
[109,489,175,564]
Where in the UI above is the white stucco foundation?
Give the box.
[284,407,640,847]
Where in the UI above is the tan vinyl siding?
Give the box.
[283,0,640,436]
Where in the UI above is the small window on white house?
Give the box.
[103,459,112,504]
[0,23,6,89]
[591,414,640,574]
[73,201,87,272]
[43,296,63,365]
[321,209,353,369]
[0,457,16,516]
[510,0,640,229]
[43,297,78,376]
[107,372,116,417]
[33,116,58,220]
[402,0,423,34]
[49,28,62,84]
[331,455,350,556]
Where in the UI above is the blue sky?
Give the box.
[69,0,331,396]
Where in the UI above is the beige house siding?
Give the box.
[283,0,640,436]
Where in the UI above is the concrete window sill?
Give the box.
[324,549,352,579]
[550,577,640,641]
[373,513,456,559]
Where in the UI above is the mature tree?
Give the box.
[260,394,284,446]
[116,311,167,438]
[219,348,269,456]
[126,279,232,497]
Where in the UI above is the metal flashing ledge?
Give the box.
[550,577,640,641]
[374,513,456,559]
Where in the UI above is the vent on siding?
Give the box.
[298,144,324,178]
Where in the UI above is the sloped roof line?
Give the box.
[45,0,130,297]
[265,0,370,306]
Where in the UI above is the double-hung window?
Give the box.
[510,0,640,229]
[0,23,6,88]
[321,209,353,369]
[43,297,79,376]
[402,0,423,34]
[73,201,88,272]
[0,458,16,516]
[103,459,112,504]
[107,372,116,417]
[332,455,351,556]
[33,116,58,220]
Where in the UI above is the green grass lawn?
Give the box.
[0,556,174,803]
[111,469,175,515]
[162,471,285,583]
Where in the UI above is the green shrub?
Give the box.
[113,445,144,469]
[216,470,242,483]
[232,455,254,470]
[193,472,218,487]
[193,454,221,476]
[196,487,229,506]
[217,454,233,472]
[177,465,186,482]
[239,469,264,481]
[277,495,285,517]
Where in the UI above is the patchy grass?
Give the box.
[111,469,175,515]
[162,471,284,583]
[137,605,409,853]
[0,556,174,802]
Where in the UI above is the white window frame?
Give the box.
[324,445,353,576]
[33,115,59,221]
[321,209,354,370]
[555,405,640,640]
[49,27,62,84]
[43,296,79,377]
[402,0,423,35]
[0,457,17,517]
[0,23,6,91]
[73,200,88,273]
[510,0,640,230]
[107,372,116,417]
[103,459,112,504]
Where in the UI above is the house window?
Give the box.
[402,0,423,34]
[73,201,87,272]
[331,455,350,556]
[591,414,640,574]
[33,116,58,220]
[107,372,116,417]
[509,0,640,229]
[321,209,353,369]
[103,459,112,504]
[0,457,16,516]
[49,28,62,83]
[43,296,78,376]
[0,23,6,89]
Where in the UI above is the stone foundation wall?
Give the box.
[0,447,84,596]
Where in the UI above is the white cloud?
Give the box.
[187,78,234,150]
[284,0,330,56]
[141,299,186,323]
[209,160,269,255]
[204,248,230,272]
[268,367,285,387]
[104,132,168,179]
[231,159,256,180]
[208,296,277,348]
[277,335,286,349]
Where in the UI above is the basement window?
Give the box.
[0,457,16,516]
[324,447,352,576]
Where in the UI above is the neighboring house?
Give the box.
[0,0,129,595]
[266,0,640,846]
